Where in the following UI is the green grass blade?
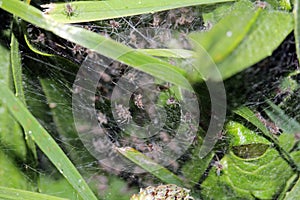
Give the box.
[10,33,37,159]
[295,0,300,61]
[265,101,300,135]
[10,33,25,103]
[139,49,195,58]
[116,147,184,186]
[1,0,193,91]
[42,0,234,23]
[0,186,69,200]
[0,85,97,200]
[0,40,27,160]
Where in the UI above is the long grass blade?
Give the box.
[42,0,234,23]
[0,186,69,200]
[116,147,184,186]
[0,85,97,200]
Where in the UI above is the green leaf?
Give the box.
[202,149,294,199]
[10,33,37,159]
[0,149,30,189]
[226,121,270,147]
[0,85,97,200]
[0,42,27,160]
[201,121,295,199]
[233,106,274,140]
[189,0,293,80]
[39,175,82,200]
[10,34,25,103]
[42,0,234,23]
[202,2,233,26]
[265,101,300,152]
[116,147,184,186]
[234,106,299,171]
[181,147,214,186]
[266,100,300,135]
[285,177,300,200]
[0,186,68,200]
[295,0,300,61]
[139,49,195,58]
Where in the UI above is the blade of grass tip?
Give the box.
[10,34,25,103]
[23,34,54,57]
[42,0,235,23]
[0,85,97,200]
[139,49,195,58]
[295,0,300,61]
[0,186,69,200]
[10,33,37,159]
[116,147,184,186]
[265,100,300,135]
[1,0,193,92]
[234,106,300,172]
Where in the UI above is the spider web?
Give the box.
[8,1,300,199]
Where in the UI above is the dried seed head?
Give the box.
[130,184,194,200]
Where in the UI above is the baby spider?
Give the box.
[212,156,223,176]
[115,104,132,124]
[64,3,78,18]
[133,93,144,109]
[254,0,268,9]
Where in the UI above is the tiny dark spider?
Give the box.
[64,3,78,18]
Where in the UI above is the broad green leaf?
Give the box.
[116,147,184,186]
[201,121,295,199]
[202,2,233,26]
[42,0,234,23]
[234,106,274,140]
[0,186,68,200]
[0,85,97,200]
[226,121,270,147]
[234,106,299,171]
[202,149,294,199]
[1,0,193,92]
[295,0,300,61]
[189,0,293,80]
